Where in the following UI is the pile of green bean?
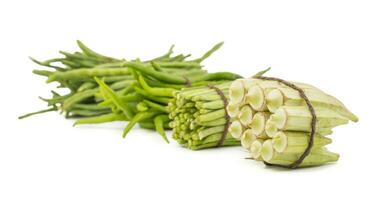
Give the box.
[21,40,133,119]
[22,40,242,142]
[167,82,241,149]
[87,60,242,141]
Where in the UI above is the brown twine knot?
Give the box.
[183,76,192,87]
[207,84,231,147]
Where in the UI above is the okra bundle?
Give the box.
[23,41,358,168]
[22,40,242,142]
[167,82,240,150]
[227,77,358,168]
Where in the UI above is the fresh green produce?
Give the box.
[166,70,271,150]
[93,63,241,142]
[22,40,358,169]
[21,40,138,119]
[167,82,240,150]
[227,76,358,168]
[21,40,241,143]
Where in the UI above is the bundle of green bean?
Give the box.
[21,40,242,142]
[227,77,358,167]
[20,40,224,119]
[167,82,241,150]
[20,40,135,119]
[86,60,242,142]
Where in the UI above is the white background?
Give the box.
[1,0,375,199]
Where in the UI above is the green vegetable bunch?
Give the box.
[89,55,242,141]
[21,40,131,119]
[22,40,358,168]
[227,77,358,168]
[167,82,240,150]
[22,40,242,143]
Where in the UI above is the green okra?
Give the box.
[266,87,358,122]
[195,100,224,110]
[47,68,131,83]
[139,121,170,130]
[196,109,226,123]
[228,76,357,168]
[198,125,225,140]
[269,106,349,132]
[138,75,178,97]
[77,82,96,92]
[196,118,228,126]
[74,113,127,126]
[123,110,160,138]
[96,78,134,119]
[68,109,110,117]
[154,115,171,143]
[18,107,58,119]
[189,140,240,150]
[264,148,339,167]
[271,131,332,153]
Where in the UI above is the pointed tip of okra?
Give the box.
[163,137,170,144]
[93,76,100,82]
[212,41,224,52]
[168,44,175,53]
[122,129,130,138]
[252,67,271,78]
[76,40,90,52]
[29,56,42,65]
[46,75,56,83]
[350,114,359,123]
[72,120,82,127]
[76,40,84,47]
[216,41,224,47]
[94,76,104,85]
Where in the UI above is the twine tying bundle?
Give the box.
[207,85,231,147]
[254,76,317,169]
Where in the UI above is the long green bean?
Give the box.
[23,40,243,144]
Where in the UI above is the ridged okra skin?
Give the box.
[264,148,339,167]
[227,77,357,168]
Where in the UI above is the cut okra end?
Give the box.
[250,139,263,159]
[265,120,278,138]
[245,85,266,111]
[271,106,350,132]
[226,102,240,118]
[269,108,286,129]
[261,139,274,162]
[266,88,284,113]
[249,112,268,136]
[271,131,332,154]
[228,120,243,139]
[271,131,287,153]
[241,129,256,149]
[240,78,254,91]
[233,77,356,168]
[238,105,254,126]
[229,79,245,104]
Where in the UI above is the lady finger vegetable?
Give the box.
[168,82,241,150]
[227,76,357,168]
[22,41,359,169]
